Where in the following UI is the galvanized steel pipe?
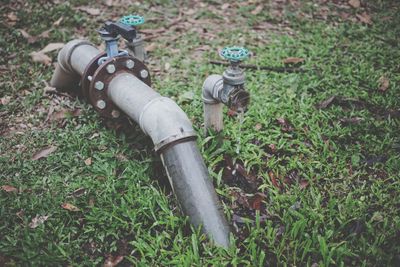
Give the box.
[50,39,230,248]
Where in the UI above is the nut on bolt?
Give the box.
[111,110,120,118]
[140,69,148,79]
[106,64,116,74]
[125,59,135,69]
[94,81,104,90]
[97,100,106,109]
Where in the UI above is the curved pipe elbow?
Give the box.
[202,74,223,104]
[50,39,99,90]
[139,97,197,151]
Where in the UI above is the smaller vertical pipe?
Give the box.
[204,103,224,133]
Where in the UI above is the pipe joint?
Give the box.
[139,97,197,151]
[202,74,223,104]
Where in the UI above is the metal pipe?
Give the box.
[50,39,230,247]
[50,40,99,90]
[160,141,230,247]
[202,72,250,134]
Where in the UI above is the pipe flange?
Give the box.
[81,52,107,99]
[88,55,151,118]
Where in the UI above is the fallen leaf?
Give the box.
[339,117,363,124]
[348,0,360,8]
[195,45,211,51]
[145,43,157,52]
[221,3,230,10]
[50,109,81,121]
[316,96,336,109]
[276,118,293,132]
[254,123,262,131]
[268,144,277,153]
[38,29,51,39]
[1,185,18,193]
[251,5,263,15]
[30,52,52,65]
[356,12,372,25]
[299,180,309,189]
[29,215,49,228]
[103,255,124,267]
[72,188,86,197]
[19,29,37,44]
[1,96,11,105]
[77,6,101,15]
[84,157,92,166]
[39,43,64,54]
[250,192,267,210]
[164,62,171,71]
[61,203,80,211]
[32,146,57,160]
[268,171,281,189]
[283,57,305,64]
[378,76,389,92]
[7,12,18,22]
[53,17,63,26]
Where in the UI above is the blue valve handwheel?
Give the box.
[119,15,145,26]
[220,46,249,62]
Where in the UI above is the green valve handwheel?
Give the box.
[220,46,249,62]
[119,15,145,26]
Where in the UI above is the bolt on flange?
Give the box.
[97,100,106,109]
[95,81,104,90]
[140,69,148,79]
[106,64,116,74]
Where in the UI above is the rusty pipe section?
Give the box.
[50,39,230,248]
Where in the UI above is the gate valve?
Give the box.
[219,46,250,110]
[97,20,140,65]
[118,15,146,62]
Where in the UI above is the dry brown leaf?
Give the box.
[32,146,57,160]
[61,203,80,212]
[283,57,305,64]
[53,109,81,120]
[221,3,230,9]
[378,76,389,92]
[39,43,64,54]
[195,45,211,51]
[30,52,52,65]
[29,215,49,228]
[77,6,101,15]
[255,123,262,131]
[84,157,92,166]
[356,12,372,25]
[348,0,360,8]
[339,117,363,124]
[53,17,63,26]
[1,185,18,193]
[251,5,263,15]
[19,29,50,44]
[72,188,86,197]
[38,30,51,39]
[104,0,114,6]
[250,192,267,210]
[299,180,309,189]
[19,29,37,44]
[316,96,336,109]
[145,43,157,52]
[1,96,11,105]
[7,12,18,22]
[103,255,124,267]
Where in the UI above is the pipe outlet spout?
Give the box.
[202,46,251,133]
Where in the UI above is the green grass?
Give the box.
[1,0,399,266]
